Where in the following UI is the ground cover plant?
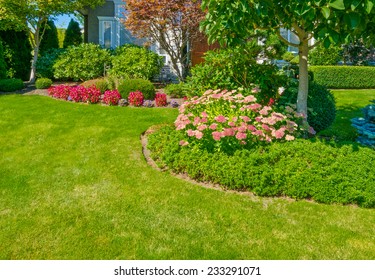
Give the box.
[0,92,374,260]
[148,89,375,208]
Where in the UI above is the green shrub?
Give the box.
[309,44,341,66]
[53,43,111,81]
[118,78,155,100]
[278,81,336,133]
[187,41,287,104]
[36,48,66,80]
[81,78,109,93]
[109,44,163,80]
[282,52,295,62]
[35,78,52,89]
[0,78,24,92]
[148,126,375,208]
[164,83,189,98]
[309,66,375,89]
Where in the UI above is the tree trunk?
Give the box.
[29,45,39,83]
[297,38,309,118]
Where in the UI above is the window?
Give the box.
[98,17,115,49]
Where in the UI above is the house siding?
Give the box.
[85,1,114,44]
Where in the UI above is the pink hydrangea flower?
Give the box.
[198,124,208,131]
[193,117,201,125]
[187,129,195,137]
[240,116,251,122]
[244,95,257,103]
[201,111,208,118]
[215,115,227,123]
[195,131,203,139]
[212,131,222,141]
[179,140,189,146]
[236,132,247,140]
[209,123,218,130]
[228,121,236,127]
[223,128,235,137]
[273,128,286,139]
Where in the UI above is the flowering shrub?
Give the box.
[48,85,101,104]
[48,85,71,100]
[155,92,168,107]
[128,91,144,107]
[103,90,121,106]
[175,89,315,153]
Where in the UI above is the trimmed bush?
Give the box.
[279,81,336,133]
[81,78,109,93]
[117,78,155,100]
[0,78,24,92]
[148,126,375,208]
[53,43,111,81]
[109,44,163,80]
[309,66,375,89]
[309,44,341,66]
[35,78,52,89]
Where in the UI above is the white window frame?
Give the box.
[98,16,116,49]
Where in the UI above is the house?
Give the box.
[79,0,214,80]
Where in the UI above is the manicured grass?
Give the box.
[0,94,374,260]
[320,89,375,141]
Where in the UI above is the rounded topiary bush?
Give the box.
[279,82,336,132]
[117,78,155,100]
[35,78,52,89]
[0,78,24,92]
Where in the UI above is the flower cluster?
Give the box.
[175,89,314,152]
[103,90,121,106]
[128,91,144,107]
[155,92,167,107]
[48,85,101,104]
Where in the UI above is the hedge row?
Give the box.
[309,66,375,89]
[148,126,375,208]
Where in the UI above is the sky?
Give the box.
[54,14,81,28]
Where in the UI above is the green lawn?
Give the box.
[320,89,375,141]
[0,93,374,260]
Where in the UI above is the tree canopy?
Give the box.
[201,0,375,117]
[0,0,104,82]
[125,0,205,81]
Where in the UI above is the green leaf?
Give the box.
[366,0,374,13]
[344,12,362,29]
[321,6,331,18]
[329,0,345,10]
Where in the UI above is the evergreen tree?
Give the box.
[63,19,82,48]
[0,39,7,79]
[0,30,32,81]
[39,20,59,55]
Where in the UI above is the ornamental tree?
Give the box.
[201,0,375,119]
[124,0,205,81]
[0,0,104,83]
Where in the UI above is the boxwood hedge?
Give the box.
[148,125,375,208]
[309,66,375,89]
